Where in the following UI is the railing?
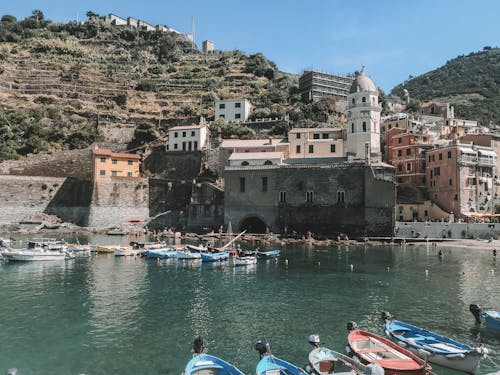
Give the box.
[460,156,496,166]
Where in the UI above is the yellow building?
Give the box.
[288,127,345,158]
[92,147,141,180]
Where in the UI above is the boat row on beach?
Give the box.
[182,312,495,375]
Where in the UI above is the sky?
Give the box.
[2,0,500,92]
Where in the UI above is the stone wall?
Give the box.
[148,178,193,217]
[143,149,202,180]
[187,182,224,231]
[396,221,500,239]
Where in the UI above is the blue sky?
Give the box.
[2,0,499,92]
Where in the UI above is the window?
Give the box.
[241,161,249,166]
[362,122,367,132]
[191,131,195,136]
[438,153,443,160]
[322,133,329,139]
[128,160,133,165]
[219,114,225,119]
[406,148,411,156]
[279,191,287,203]
[449,178,453,186]
[296,133,301,139]
[397,164,402,172]
[174,143,178,150]
[352,98,355,104]
[112,159,117,164]
[127,172,132,177]
[235,102,241,108]
[111,171,117,177]
[432,155,435,162]
[351,123,355,133]
[262,177,268,192]
[313,133,320,139]
[428,155,431,162]
[264,160,273,165]
[330,144,336,153]
[397,150,402,157]
[448,151,452,158]
[382,126,386,132]
[362,96,366,103]
[308,145,314,154]
[100,157,106,163]
[99,170,105,176]
[219,103,225,109]
[430,170,433,178]
[306,191,314,203]
[182,131,186,137]
[296,145,301,154]
[337,190,345,203]
[398,138,402,144]
[174,132,178,138]
[406,163,411,172]
[235,113,241,119]
[240,177,245,192]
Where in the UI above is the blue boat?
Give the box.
[200,251,230,262]
[382,312,488,374]
[257,249,280,259]
[255,339,308,375]
[470,304,500,329]
[183,337,244,375]
[146,248,177,259]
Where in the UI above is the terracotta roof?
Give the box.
[93,149,141,159]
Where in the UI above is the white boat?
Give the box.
[231,256,257,266]
[2,248,70,261]
[27,238,66,250]
[113,247,140,256]
[186,244,208,252]
[176,249,201,260]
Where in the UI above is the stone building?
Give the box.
[202,40,214,53]
[298,70,354,102]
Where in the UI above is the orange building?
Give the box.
[92,147,141,180]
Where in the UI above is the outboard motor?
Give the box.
[347,321,358,332]
[469,304,482,324]
[308,334,321,348]
[381,311,393,322]
[5,369,19,375]
[255,338,271,359]
[193,336,205,354]
[365,363,385,375]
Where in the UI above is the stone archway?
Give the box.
[239,216,267,234]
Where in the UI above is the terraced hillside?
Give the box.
[0,12,299,159]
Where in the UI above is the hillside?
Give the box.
[0,11,331,160]
[391,47,500,126]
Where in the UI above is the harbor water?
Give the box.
[1,236,499,374]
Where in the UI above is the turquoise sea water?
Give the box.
[1,237,499,374]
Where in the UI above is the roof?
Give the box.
[349,68,377,94]
[216,98,250,103]
[168,124,208,131]
[220,139,287,148]
[478,149,497,158]
[285,157,347,165]
[93,148,141,159]
[228,152,283,161]
[458,146,476,154]
[289,127,343,133]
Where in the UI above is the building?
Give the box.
[426,142,497,218]
[228,152,283,167]
[420,102,454,118]
[298,70,354,102]
[288,128,345,159]
[215,99,252,122]
[92,147,141,180]
[167,124,209,152]
[106,14,128,26]
[346,69,382,162]
[202,40,214,53]
[381,113,410,134]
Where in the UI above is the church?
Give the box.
[223,69,396,237]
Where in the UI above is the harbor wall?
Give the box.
[395,221,500,239]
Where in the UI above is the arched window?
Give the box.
[241,161,249,166]
[337,190,345,203]
[352,98,355,104]
[351,123,355,133]
[264,160,273,165]
[362,96,366,103]
[362,122,367,132]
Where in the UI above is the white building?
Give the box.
[346,68,382,162]
[215,99,252,122]
[202,40,214,53]
[228,152,283,166]
[167,124,209,152]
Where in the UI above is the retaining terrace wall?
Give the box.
[395,221,500,239]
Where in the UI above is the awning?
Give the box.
[479,149,497,158]
[459,147,476,154]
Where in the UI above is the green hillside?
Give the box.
[391,47,500,126]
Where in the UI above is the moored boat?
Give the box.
[231,256,257,266]
[346,323,430,375]
[176,248,202,260]
[469,304,500,329]
[2,248,70,261]
[200,251,230,262]
[382,312,488,374]
[255,339,308,375]
[113,247,140,257]
[257,249,280,259]
[183,337,245,375]
[146,248,177,259]
[186,244,208,252]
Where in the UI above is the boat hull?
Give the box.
[258,250,280,259]
[176,250,201,260]
[309,347,366,375]
[200,251,229,262]
[256,355,308,375]
[482,311,500,329]
[2,250,67,261]
[183,353,244,375]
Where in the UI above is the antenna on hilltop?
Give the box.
[191,15,196,49]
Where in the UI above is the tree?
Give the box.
[31,9,44,21]
[86,11,99,21]
[127,123,161,151]
[1,15,17,23]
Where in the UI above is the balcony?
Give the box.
[348,102,382,111]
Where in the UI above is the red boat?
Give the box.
[347,329,431,375]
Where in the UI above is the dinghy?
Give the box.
[231,256,257,266]
[200,251,230,262]
[257,249,280,259]
[382,312,488,374]
[470,304,500,329]
[255,339,308,375]
[346,323,430,375]
[183,337,244,375]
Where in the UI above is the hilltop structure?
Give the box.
[299,70,354,103]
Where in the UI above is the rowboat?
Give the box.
[257,249,280,259]
[255,339,308,375]
[231,256,257,266]
[176,249,202,260]
[113,247,140,257]
[347,326,431,375]
[306,334,367,374]
[183,337,244,375]
[186,244,208,252]
[200,251,230,262]
[470,304,500,329]
[382,312,488,374]
[2,248,70,261]
[146,248,177,259]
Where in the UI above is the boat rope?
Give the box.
[485,356,499,368]
[429,370,439,375]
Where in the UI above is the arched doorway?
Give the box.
[239,216,267,233]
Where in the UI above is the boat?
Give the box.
[346,323,431,375]
[107,228,126,235]
[27,238,65,250]
[257,249,280,259]
[255,339,308,375]
[470,304,500,329]
[186,244,208,252]
[2,248,71,261]
[200,251,230,262]
[306,334,368,375]
[146,248,177,259]
[231,256,257,266]
[382,312,488,374]
[95,245,115,254]
[183,337,245,375]
[113,247,140,257]
[176,248,202,260]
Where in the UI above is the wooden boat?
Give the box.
[382,312,488,374]
[95,245,115,254]
[347,327,431,375]
[146,248,177,259]
[2,248,70,261]
[470,304,500,329]
[231,256,257,266]
[307,334,367,374]
[176,248,202,260]
[255,339,308,375]
[257,249,280,259]
[183,337,244,375]
[200,251,230,262]
[113,247,140,257]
